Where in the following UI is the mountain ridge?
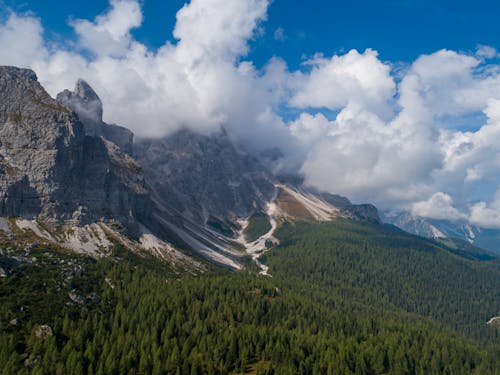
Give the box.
[383,210,500,255]
[1,65,492,272]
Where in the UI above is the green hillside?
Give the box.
[1,220,500,374]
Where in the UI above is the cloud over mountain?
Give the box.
[2,0,500,228]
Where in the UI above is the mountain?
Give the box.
[133,130,383,270]
[0,66,201,265]
[1,65,493,273]
[382,211,477,239]
[383,211,500,255]
[56,79,134,154]
[0,66,383,270]
[134,128,276,227]
[271,184,380,223]
[0,67,149,230]
[1,66,500,374]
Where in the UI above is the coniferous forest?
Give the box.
[1,220,500,374]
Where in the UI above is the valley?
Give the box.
[1,219,500,374]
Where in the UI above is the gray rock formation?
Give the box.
[68,290,86,304]
[57,79,134,153]
[0,66,150,234]
[383,211,448,238]
[134,128,276,225]
[33,324,53,339]
[316,190,380,223]
[341,203,380,223]
[319,192,352,208]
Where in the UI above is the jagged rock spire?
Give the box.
[56,79,103,130]
[56,79,134,153]
[73,79,104,121]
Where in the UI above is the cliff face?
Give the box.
[0,65,384,268]
[0,66,150,234]
[134,129,276,225]
[56,79,134,154]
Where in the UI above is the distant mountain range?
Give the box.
[382,211,500,255]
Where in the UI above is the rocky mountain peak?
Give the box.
[0,65,151,234]
[74,79,101,104]
[73,79,103,122]
[57,80,133,153]
[0,66,37,81]
[56,79,103,131]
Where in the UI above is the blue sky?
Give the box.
[2,0,500,226]
[2,0,499,68]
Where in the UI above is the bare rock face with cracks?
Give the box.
[0,67,150,231]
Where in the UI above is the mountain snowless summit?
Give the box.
[0,66,150,229]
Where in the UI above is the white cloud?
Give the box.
[70,0,143,58]
[470,201,500,228]
[476,45,498,59]
[290,112,332,146]
[290,49,500,228]
[3,0,290,145]
[0,12,46,68]
[470,188,500,228]
[436,99,500,192]
[3,2,500,228]
[290,49,396,118]
[412,193,466,221]
[174,0,269,64]
[297,103,440,206]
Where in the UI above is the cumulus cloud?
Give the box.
[174,0,269,63]
[398,49,500,120]
[294,49,500,227]
[5,0,296,149]
[476,45,498,59]
[470,202,500,228]
[290,49,396,118]
[412,193,466,221]
[70,0,143,58]
[0,12,46,67]
[469,187,500,228]
[297,103,440,206]
[3,0,500,228]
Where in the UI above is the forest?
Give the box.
[1,219,499,374]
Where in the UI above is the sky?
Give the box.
[2,0,500,227]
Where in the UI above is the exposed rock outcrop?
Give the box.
[57,79,134,154]
[274,184,381,223]
[33,324,53,339]
[341,203,380,224]
[134,128,276,225]
[0,66,150,235]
